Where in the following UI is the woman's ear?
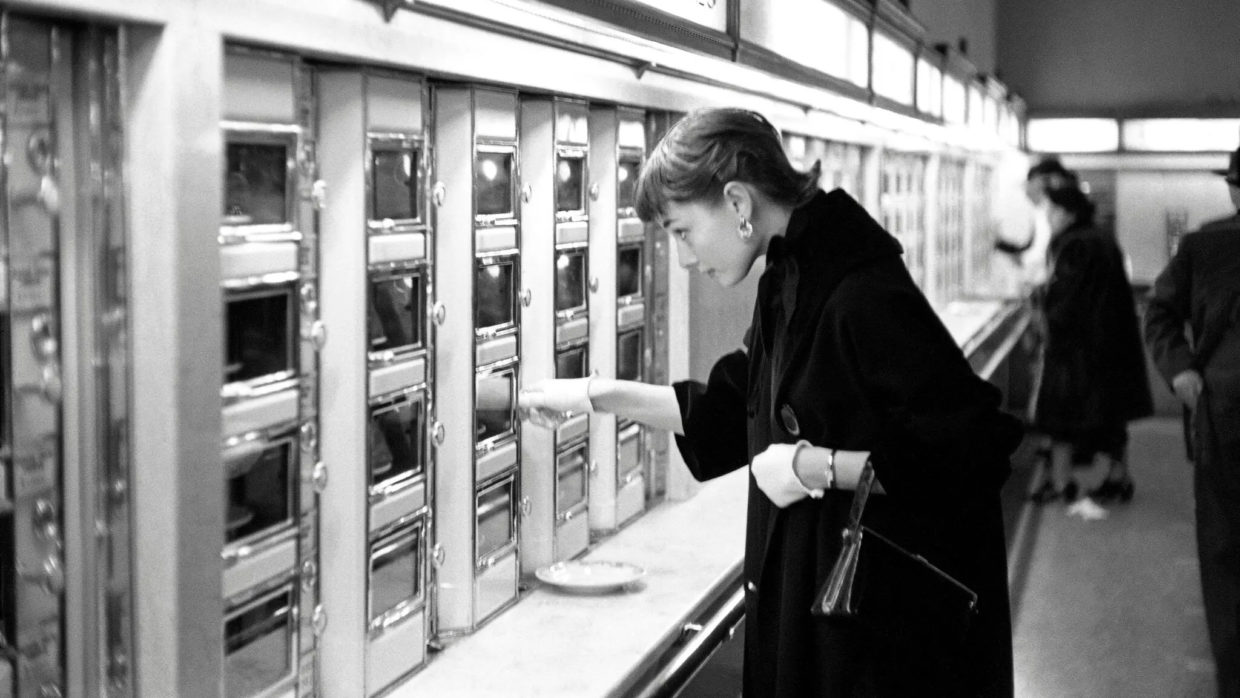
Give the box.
[721,181,755,221]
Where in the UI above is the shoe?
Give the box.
[1060,480,1079,503]
[1089,476,1134,503]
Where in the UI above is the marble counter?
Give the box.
[393,469,748,698]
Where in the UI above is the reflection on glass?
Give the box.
[369,272,424,355]
[555,155,584,214]
[475,372,514,444]
[225,438,295,545]
[476,480,514,560]
[369,397,424,487]
[618,329,643,382]
[555,250,586,313]
[475,260,515,331]
[226,287,295,385]
[555,346,587,379]
[372,147,419,221]
[224,588,293,698]
[617,158,640,211]
[557,447,587,515]
[370,527,421,623]
[617,246,642,298]
[475,151,514,217]
[224,142,289,226]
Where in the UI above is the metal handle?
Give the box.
[305,320,328,351]
[520,496,532,517]
[311,461,328,493]
[433,302,447,326]
[588,277,599,293]
[432,182,447,207]
[432,421,446,446]
[589,459,598,476]
[30,313,58,360]
[310,180,328,210]
[432,543,446,568]
[521,184,533,204]
[33,499,61,549]
[588,183,600,202]
[521,288,533,307]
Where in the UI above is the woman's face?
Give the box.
[660,196,760,288]
[1046,202,1074,235]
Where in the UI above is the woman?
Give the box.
[521,108,1021,696]
[1029,185,1152,502]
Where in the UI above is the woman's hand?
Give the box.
[751,442,816,508]
[518,378,595,415]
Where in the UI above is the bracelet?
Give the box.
[825,448,837,490]
[790,440,824,499]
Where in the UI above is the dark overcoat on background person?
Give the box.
[672,189,1022,696]
[1031,222,1153,438]
[1144,211,1240,696]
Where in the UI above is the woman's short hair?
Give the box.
[1044,184,1096,227]
[635,107,820,224]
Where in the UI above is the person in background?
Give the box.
[995,157,1079,271]
[522,107,1022,696]
[1145,146,1240,698]
[1028,184,1153,503]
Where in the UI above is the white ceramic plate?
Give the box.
[535,560,646,594]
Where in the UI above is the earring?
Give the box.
[738,217,754,240]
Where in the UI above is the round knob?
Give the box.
[301,559,318,591]
[432,182,447,207]
[23,555,65,595]
[311,180,328,210]
[520,496,532,517]
[40,363,62,405]
[521,184,533,204]
[311,461,328,493]
[300,283,319,315]
[312,605,328,636]
[300,421,318,452]
[432,543,446,568]
[433,303,447,326]
[306,320,328,351]
[432,421,446,446]
[520,288,533,307]
[588,183,600,202]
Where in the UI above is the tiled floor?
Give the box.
[1011,417,1217,697]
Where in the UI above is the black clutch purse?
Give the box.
[811,461,978,648]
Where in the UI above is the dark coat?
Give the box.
[673,190,1021,697]
[1145,212,1240,463]
[1032,223,1153,438]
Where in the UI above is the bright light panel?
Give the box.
[943,77,966,124]
[917,58,942,116]
[1121,119,1240,152]
[872,32,914,105]
[1027,118,1120,153]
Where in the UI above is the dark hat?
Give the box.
[1215,147,1240,185]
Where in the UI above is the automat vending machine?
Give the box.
[586,106,651,533]
[361,73,434,694]
[518,96,592,576]
[433,85,524,638]
[220,47,323,698]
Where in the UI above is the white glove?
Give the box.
[751,441,818,508]
[518,377,595,415]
